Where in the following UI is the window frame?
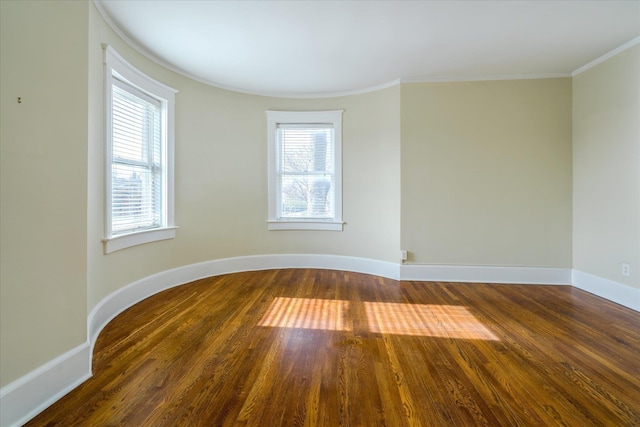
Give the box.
[102,45,178,253]
[266,110,344,231]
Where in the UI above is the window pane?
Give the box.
[280,127,333,173]
[281,175,334,218]
[112,84,160,164]
[111,81,162,235]
[112,163,161,233]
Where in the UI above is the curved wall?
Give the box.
[87,3,402,310]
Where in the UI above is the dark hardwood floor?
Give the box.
[26,269,640,426]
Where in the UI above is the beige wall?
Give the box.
[573,45,640,290]
[1,1,89,386]
[87,4,402,307]
[171,85,402,266]
[401,79,573,266]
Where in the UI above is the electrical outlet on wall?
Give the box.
[622,263,630,277]
[400,250,408,262]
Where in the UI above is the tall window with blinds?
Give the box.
[111,79,162,234]
[103,45,177,253]
[267,110,343,231]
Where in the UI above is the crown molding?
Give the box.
[572,36,640,77]
[401,73,570,84]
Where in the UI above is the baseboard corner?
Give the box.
[572,269,640,312]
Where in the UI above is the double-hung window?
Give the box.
[267,110,344,231]
[103,45,177,253]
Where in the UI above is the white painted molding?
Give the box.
[572,36,640,77]
[0,343,91,427]
[400,264,572,285]
[266,221,345,231]
[103,226,178,254]
[401,73,570,84]
[572,270,640,312]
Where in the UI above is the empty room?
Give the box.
[1,1,639,426]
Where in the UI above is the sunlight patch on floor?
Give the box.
[258,297,351,331]
[364,302,499,340]
[259,297,499,340]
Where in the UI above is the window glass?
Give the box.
[266,110,343,231]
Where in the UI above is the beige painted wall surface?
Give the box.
[172,86,402,265]
[401,79,573,267]
[87,3,186,311]
[573,46,640,289]
[87,3,401,308]
[0,1,89,387]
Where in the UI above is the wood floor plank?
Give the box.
[25,269,640,426]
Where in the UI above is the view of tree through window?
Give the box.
[279,126,334,219]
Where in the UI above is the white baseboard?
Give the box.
[400,264,572,285]
[87,257,574,359]
[572,269,640,312]
[0,342,91,427]
[6,256,634,427]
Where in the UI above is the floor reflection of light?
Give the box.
[258,298,499,340]
[364,302,499,340]
[258,297,351,331]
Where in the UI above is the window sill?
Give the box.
[267,221,344,231]
[103,226,178,254]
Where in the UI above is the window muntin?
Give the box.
[267,110,343,231]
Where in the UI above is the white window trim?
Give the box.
[102,44,178,253]
[266,110,344,231]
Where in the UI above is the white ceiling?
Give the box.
[96,0,640,97]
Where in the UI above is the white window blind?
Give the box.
[277,124,335,219]
[110,79,163,235]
